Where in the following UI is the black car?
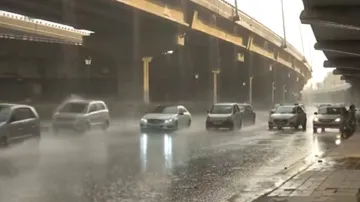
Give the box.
[0,104,41,146]
[237,103,256,125]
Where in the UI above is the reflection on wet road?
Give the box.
[0,110,346,202]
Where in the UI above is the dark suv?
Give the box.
[0,104,41,146]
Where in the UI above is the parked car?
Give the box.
[52,100,110,134]
[0,103,41,146]
[206,103,242,131]
[237,103,256,125]
[268,105,307,130]
[313,105,347,133]
[140,105,191,131]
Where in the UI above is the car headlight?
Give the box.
[140,118,147,123]
[165,118,176,124]
[313,117,319,122]
[335,118,341,122]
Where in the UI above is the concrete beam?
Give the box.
[116,0,189,26]
[315,41,360,57]
[324,59,360,70]
[333,69,360,76]
[300,8,360,31]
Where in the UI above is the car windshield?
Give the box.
[151,106,178,114]
[275,106,295,114]
[209,105,233,114]
[318,107,343,115]
[0,106,11,123]
[238,105,245,111]
[59,102,88,113]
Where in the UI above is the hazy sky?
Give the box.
[225,0,329,82]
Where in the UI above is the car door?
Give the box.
[177,106,187,128]
[244,105,252,123]
[180,106,191,126]
[88,103,99,126]
[7,108,34,143]
[95,103,107,124]
[233,105,241,125]
[297,107,306,124]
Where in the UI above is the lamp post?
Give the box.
[84,56,92,94]
[280,0,287,48]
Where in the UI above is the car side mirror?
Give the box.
[314,112,318,115]
[179,112,184,116]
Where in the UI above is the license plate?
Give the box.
[213,121,222,125]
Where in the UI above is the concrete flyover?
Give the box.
[300,0,360,90]
[0,0,311,108]
[302,83,354,104]
[0,11,90,45]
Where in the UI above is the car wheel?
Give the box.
[302,119,307,131]
[313,127,317,133]
[174,121,179,130]
[77,122,90,134]
[294,123,299,130]
[252,116,256,125]
[101,120,110,132]
[228,122,235,131]
[187,119,191,127]
[238,120,243,130]
[0,136,8,147]
[268,125,273,130]
[53,127,59,135]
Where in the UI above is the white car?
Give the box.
[140,105,191,131]
[206,103,242,131]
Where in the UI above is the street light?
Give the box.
[84,56,92,94]
[280,0,287,48]
[194,73,199,79]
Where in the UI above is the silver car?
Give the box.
[268,105,307,130]
[206,103,242,131]
[52,100,110,133]
[140,105,192,131]
[0,104,41,146]
[313,105,346,133]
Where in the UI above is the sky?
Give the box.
[225,0,329,83]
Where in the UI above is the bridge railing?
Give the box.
[190,0,311,72]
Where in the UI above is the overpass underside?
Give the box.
[0,0,306,107]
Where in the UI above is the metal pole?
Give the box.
[234,0,239,20]
[272,82,275,105]
[283,85,286,101]
[87,65,90,94]
[249,76,253,104]
[213,72,218,103]
[280,0,287,48]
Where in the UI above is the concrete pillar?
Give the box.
[142,57,152,104]
[212,70,220,103]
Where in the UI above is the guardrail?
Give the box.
[190,0,312,72]
[0,11,92,44]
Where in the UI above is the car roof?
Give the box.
[65,100,105,104]
[0,103,33,109]
[215,102,236,105]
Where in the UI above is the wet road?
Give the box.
[0,108,344,202]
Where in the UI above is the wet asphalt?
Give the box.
[0,108,345,202]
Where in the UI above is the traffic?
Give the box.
[0,98,356,202]
[1,97,358,149]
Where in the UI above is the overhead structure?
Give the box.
[300,0,360,86]
[0,11,92,45]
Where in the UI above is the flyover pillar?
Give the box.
[142,57,153,104]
